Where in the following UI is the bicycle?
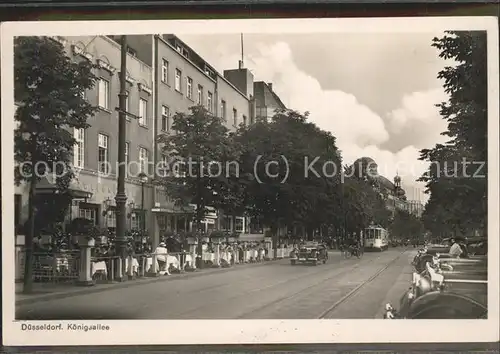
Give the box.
[352,246,362,259]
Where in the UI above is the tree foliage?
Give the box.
[14,36,98,292]
[15,36,97,190]
[389,209,424,241]
[157,105,242,227]
[419,31,487,238]
[235,110,345,238]
[342,165,391,235]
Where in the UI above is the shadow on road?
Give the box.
[16,308,139,320]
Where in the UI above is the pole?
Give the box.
[141,182,145,233]
[115,35,128,281]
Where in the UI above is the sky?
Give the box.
[178,32,452,203]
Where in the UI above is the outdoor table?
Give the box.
[125,257,140,274]
[91,261,108,276]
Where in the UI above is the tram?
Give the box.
[364,226,389,251]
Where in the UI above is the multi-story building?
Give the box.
[122,35,260,243]
[15,35,155,233]
[15,34,288,245]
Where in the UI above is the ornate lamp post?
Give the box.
[138,172,148,235]
[115,35,128,280]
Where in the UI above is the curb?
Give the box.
[16,258,287,306]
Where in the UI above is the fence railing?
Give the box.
[16,247,292,284]
[16,250,81,283]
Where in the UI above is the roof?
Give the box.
[376,175,395,190]
[254,81,287,110]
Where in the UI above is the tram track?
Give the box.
[235,250,407,319]
[175,252,373,318]
[317,250,406,318]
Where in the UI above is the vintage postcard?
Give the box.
[2,17,499,346]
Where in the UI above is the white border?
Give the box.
[2,17,499,346]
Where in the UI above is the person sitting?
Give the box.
[449,238,463,258]
[154,242,170,275]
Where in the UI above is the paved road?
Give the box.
[16,248,415,320]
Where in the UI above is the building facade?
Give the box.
[15,35,155,234]
[406,200,424,218]
[15,34,289,244]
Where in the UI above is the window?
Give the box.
[106,209,116,228]
[79,208,97,225]
[197,85,203,105]
[98,78,110,109]
[159,155,169,177]
[124,91,130,120]
[125,142,130,176]
[175,69,182,92]
[222,216,231,231]
[207,92,213,112]
[235,217,244,233]
[233,108,238,126]
[98,133,109,174]
[161,105,170,132]
[131,212,141,230]
[161,59,169,83]
[186,77,193,99]
[221,100,227,120]
[243,115,247,126]
[139,147,148,174]
[139,98,147,126]
[73,128,85,168]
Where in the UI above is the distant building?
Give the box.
[351,157,408,217]
[253,81,287,121]
[406,200,424,218]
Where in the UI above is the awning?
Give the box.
[35,176,92,199]
[152,204,196,214]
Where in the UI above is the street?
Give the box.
[16,248,415,320]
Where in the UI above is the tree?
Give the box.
[419,31,487,238]
[389,210,423,241]
[14,36,97,293]
[157,105,241,266]
[342,164,391,239]
[236,109,344,251]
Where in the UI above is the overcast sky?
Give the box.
[179,32,451,202]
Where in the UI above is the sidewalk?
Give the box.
[15,257,286,306]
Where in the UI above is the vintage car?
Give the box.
[424,237,487,257]
[385,250,487,319]
[290,243,328,266]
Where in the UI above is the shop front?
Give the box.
[45,171,154,232]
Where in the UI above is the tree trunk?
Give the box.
[23,175,37,293]
[271,222,278,259]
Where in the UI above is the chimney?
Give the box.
[268,82,273,91]
[238,60,243,69]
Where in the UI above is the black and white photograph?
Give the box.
[2,17,498,345]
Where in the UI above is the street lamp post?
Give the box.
[139,173,148,235]
[115,35,128,281]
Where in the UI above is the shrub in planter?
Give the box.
[209,230,225,239]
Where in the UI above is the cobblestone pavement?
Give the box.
[16,248,414,320]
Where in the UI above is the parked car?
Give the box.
[385,249,487,319]
[290,243,328,266]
